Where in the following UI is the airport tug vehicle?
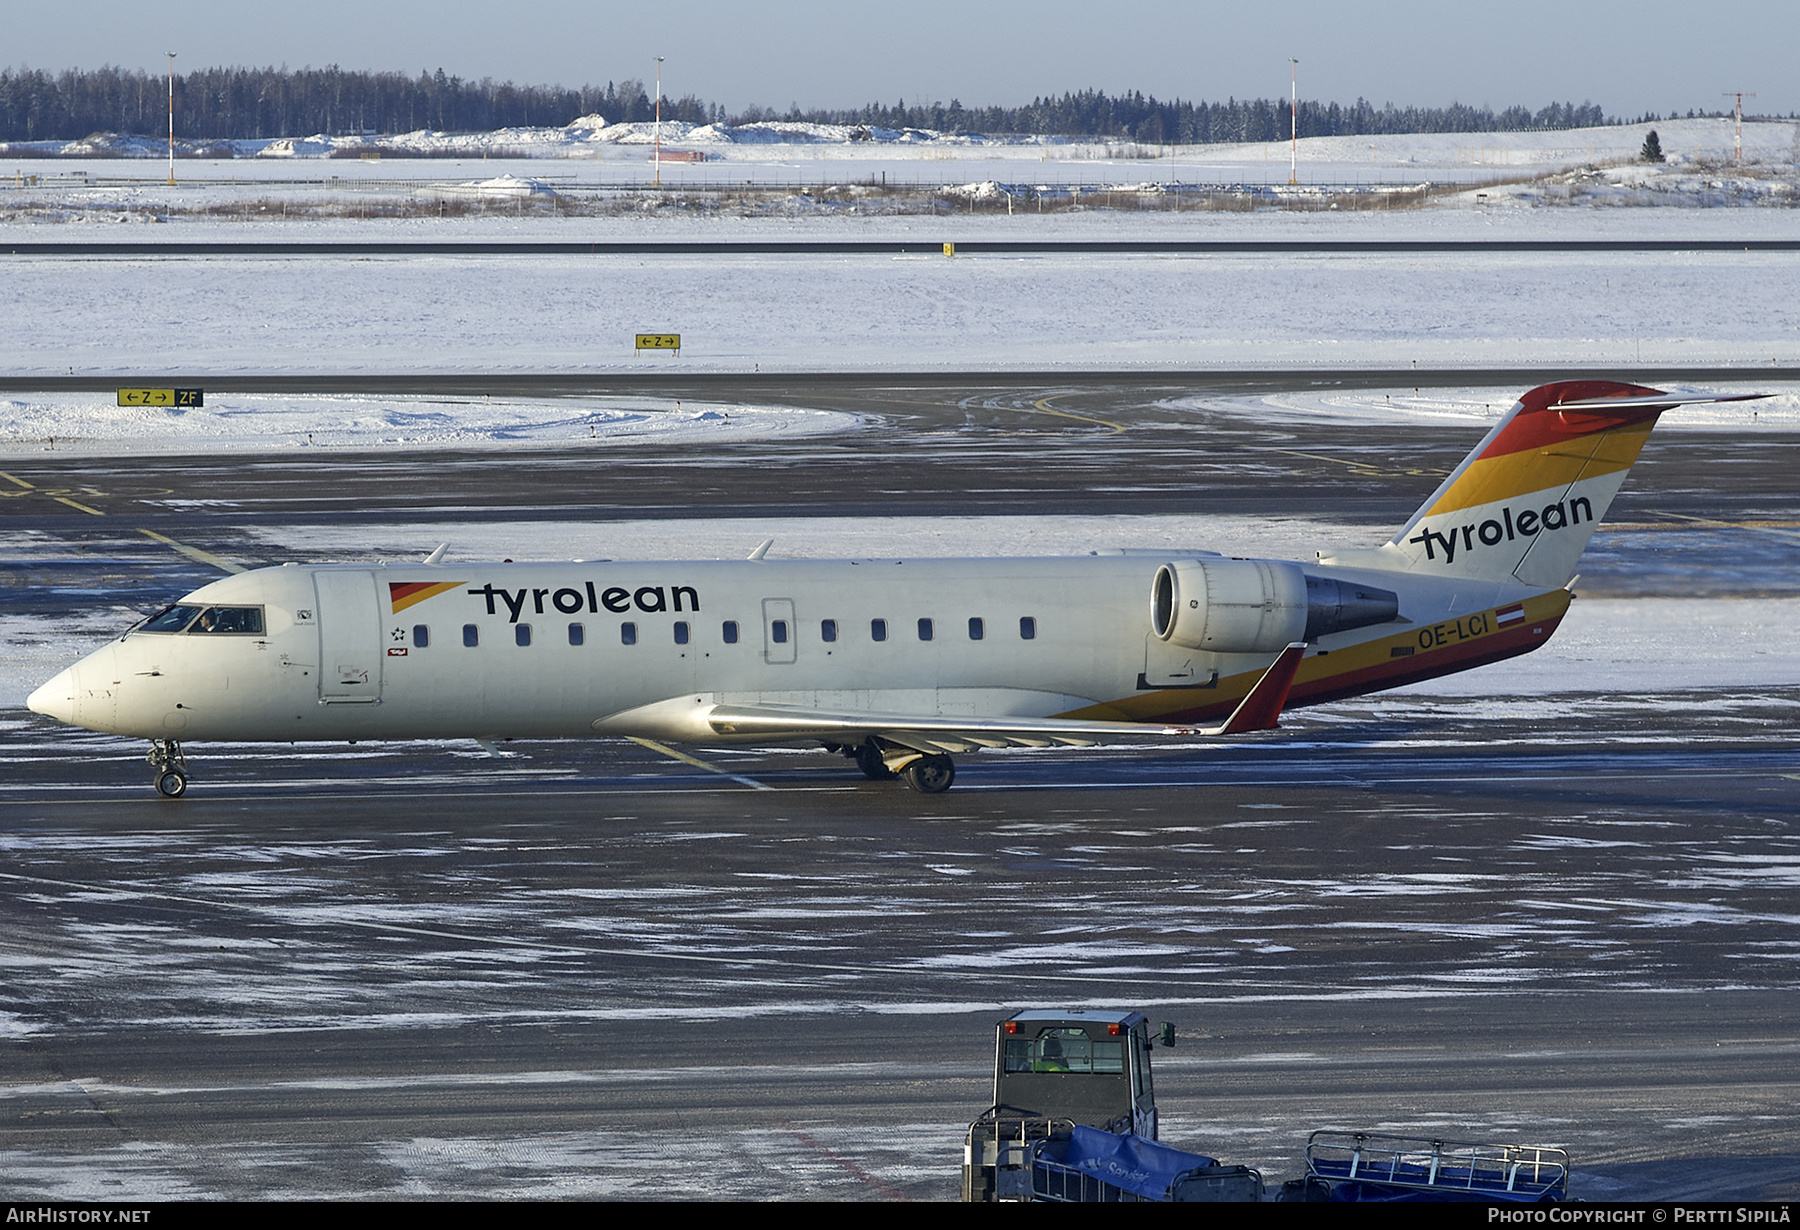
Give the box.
[964,1009,1571,1203]
[962,1008,1264,1203]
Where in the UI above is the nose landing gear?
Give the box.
[148,740,189,799]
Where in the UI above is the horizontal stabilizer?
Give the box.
[1549,392,1768,412]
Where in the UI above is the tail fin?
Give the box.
[1368,380,1675,587]
[1318,382,1764,587]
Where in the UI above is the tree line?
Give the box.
[0,64,1618,143]
[759,93,1609,143]
[0,66,718,141]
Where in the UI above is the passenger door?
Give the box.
[314,571,383,703]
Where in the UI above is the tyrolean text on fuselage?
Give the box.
[465,582,700,622]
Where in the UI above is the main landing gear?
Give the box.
[833,739,958,794]
[149,739,189,799]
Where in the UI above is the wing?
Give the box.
[703,643,1307,752]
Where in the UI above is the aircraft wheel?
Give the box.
[900,754,955,794]
[854,742,897,781]
[155,771,189,799]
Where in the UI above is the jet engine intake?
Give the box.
[1151,559,1307,653]
[1151,560,1399,651]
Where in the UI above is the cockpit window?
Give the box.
[189,606,265,635]
[135,605,265,635]
[139,605,204,633]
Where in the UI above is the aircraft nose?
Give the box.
[27,667,77,724]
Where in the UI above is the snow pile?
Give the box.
[417,174,559,199]
[0,394,862,458]
[1173,385,1800,432]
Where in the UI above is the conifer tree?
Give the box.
[1640,129,1665,162]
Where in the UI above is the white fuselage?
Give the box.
[33,553,1545,746]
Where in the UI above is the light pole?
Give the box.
[653,56,665,187]
[1288,58,1299,185]
[166,52,177,186]
[1722,91,1754,161]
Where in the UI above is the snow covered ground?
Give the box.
[2,116,1797,223]
[0,393,861,457]
[4,239,1798,379]
[6,114,1794,185]
[3,383,1796,462]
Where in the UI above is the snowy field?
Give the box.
[0,393,862,456]
[5,239,1799,379]
[4,115,1796,199]
[3,383,1795,460]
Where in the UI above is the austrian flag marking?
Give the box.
[1495,603,1526,627]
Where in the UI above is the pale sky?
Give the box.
[7,0,1795,118]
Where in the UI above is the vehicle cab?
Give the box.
[993,1008,1164,1140]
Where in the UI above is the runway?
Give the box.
[3,374,1798,1199]
[11,238,1800,256]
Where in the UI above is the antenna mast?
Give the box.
[1288,58,1299,185]
[1722,91,1754,161]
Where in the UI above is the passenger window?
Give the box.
[771,620,788,644]
[917,618,933,641]
[722,620,739,644]
[821,619,837,643]
[413,624,430,648]
[674,621,690,645]
[463,624,479,647]
[515,624,532,647]
[871,618,887,642]
[968,617,984,640]
[621,622,637,645]
[568,622,584,646]
[1020,616,1037,640]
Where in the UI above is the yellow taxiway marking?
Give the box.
[52,496,105,516]
[626,736,775,791]
[1266,447,1446,479]
[1029,396,1127,435]
[2,470,105,514]
[1650,509,1800,541]
[137,528,249,574]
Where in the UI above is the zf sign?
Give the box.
[118,388,204,407]
[635,334,681,353]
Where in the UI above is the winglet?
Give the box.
[423,543,449,566]
[1205,642,1307,735]
[747,538,774,561]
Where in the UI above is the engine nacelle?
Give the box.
[1151,558,1309,653]
[1151,560,1401,652]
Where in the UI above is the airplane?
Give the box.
[26,380,1763,799]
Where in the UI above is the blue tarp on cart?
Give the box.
[1036,1126,1218,1200]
